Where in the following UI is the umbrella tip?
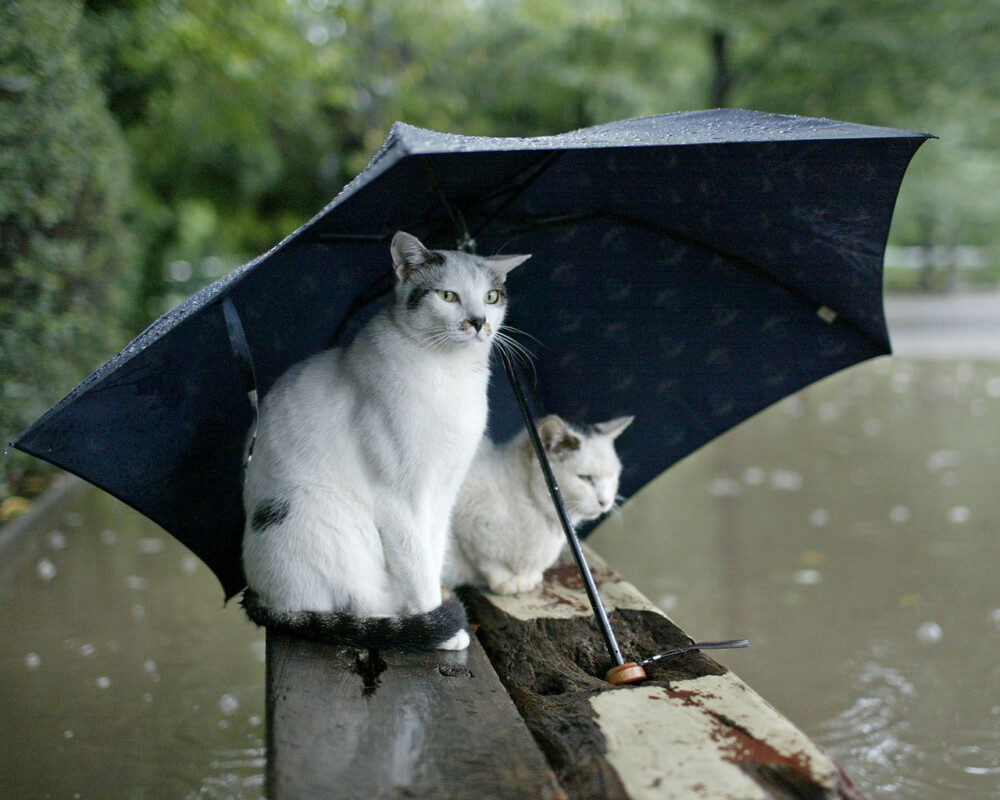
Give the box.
[605,661,647,685]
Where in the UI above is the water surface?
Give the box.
[591,356,1000,798]
[0,486,265,800]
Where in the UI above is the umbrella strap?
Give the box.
[221,297,259,479]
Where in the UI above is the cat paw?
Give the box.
[436,629,471,651]
[491,573,542,595]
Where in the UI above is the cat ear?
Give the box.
[482,252,531,281]
[537,415,581,456]
[391,231,442,280]
[594,415,634,440]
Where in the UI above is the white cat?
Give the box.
[241,232,529,650]
[445,414,633,595]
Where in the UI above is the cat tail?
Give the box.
[240,588,468,651]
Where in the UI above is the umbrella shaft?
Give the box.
[500,354,625,667]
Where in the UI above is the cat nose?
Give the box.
[468,316,486,333]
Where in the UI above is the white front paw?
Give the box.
[436,629,471,650]
[491,572,542,595]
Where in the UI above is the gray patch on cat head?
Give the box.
[251,498,290,533]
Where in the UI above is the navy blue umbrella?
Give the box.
[12,111,929,653]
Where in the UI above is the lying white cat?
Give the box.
[241,232,529,650]
[445,414,632,595]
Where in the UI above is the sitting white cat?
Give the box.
[445,414,632,595]
[241,231,529,650]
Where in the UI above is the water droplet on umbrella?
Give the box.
[916,621,943,645]
[743,466,766,485]
[143,659,157,673]
[181,555,198,575]
[24,653,41,670]
[100,529,116,544]
[36,559,56,581]
[63,730,74,739]
[991,609,1000,628]
[125,575,147,590]
[79,643,95,657]
[96,676,111,689]
[46,531,66,550]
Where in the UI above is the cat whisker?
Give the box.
[493,330,537,384]
[499,324,544,349]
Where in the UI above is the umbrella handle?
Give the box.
[499,351,645,685]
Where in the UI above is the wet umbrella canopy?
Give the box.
[12,110,930,604]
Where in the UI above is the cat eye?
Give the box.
[436,289,459,303]
[578,474,594,484]
[484,289,504,305]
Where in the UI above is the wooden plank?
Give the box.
[266,629,566,800]
[459,549,866,800]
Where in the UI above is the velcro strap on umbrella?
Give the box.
[220,297,259,476]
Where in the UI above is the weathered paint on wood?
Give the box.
[266,629,566,800]
[459,549,866,800]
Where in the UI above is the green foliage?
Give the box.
[0,0,133,497]
[1,0,997,503]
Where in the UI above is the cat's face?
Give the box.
[390,232,529,350]
[538,415,634,523]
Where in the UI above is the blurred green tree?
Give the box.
[0,0,133,500]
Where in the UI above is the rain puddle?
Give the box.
[591,356,1000,799]
[2,357,997,798]
[0,486,265,800]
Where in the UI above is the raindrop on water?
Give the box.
[948,506,971,523]
[863,418,882,437]
[809,508,830,527]
[219,693,240,716]
[916,621,943,645]
[793,569,822,586]
[708,477,742,497]
[888,505,909,524]
[36,559,56,581]
[657,594,679,612]
[770,470,803,491]
[137,537,164,554]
